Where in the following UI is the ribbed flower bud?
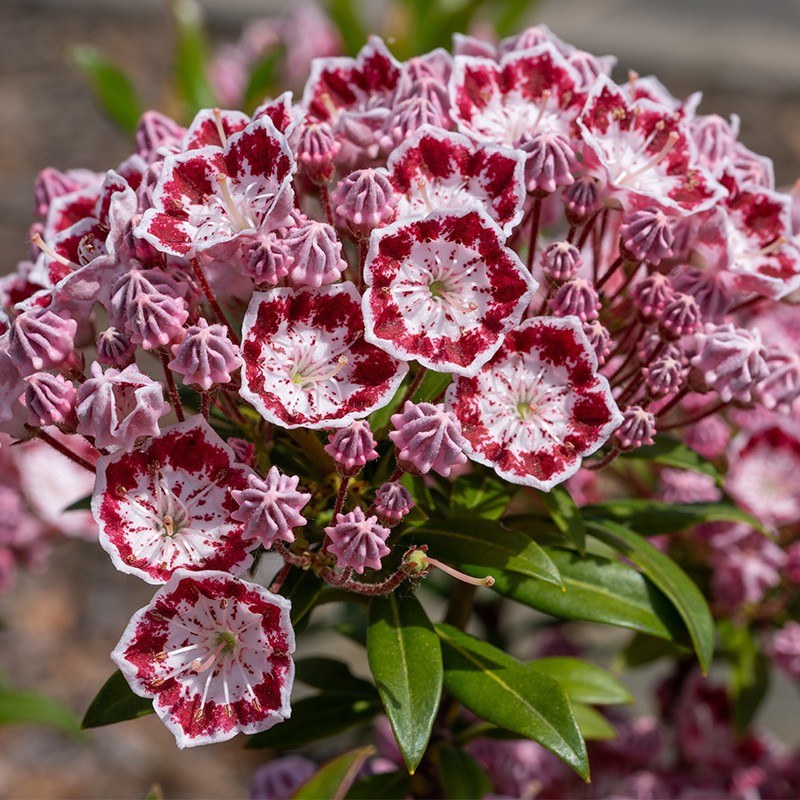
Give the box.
[374,481,415,527]
[96,327,136,367]
[242,234,290,285]
[24,372,77,428]
[33,167,86,217]
[631,273,674,321]
[549,277,600,322]
[660,293,702,338]
[690,323,768,403]
[168,318,241,391]
[110,267,188,350]
[582,320,611,366]
[644,356,684,396]
[8,307,77,376]
[389,401,467,477]
[135,110,184,158]
[671,267,731,322]
[520,132,576,195]
[231,467,311,549]
[562,176,601,225]
[756,347,800,411]
[323,420,378,475]
[614,406,657,450]
[297,122,340,186]
[332,168,398,239]
[692,114,737,172]
[227,437,255,467]
[540,241,582,283]
[284,220,347,287]
[324,508,391,573]
[380,97,445,151]
[620,206,675,265]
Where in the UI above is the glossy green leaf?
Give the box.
[0,687,81,736]
[345,770,411,800]
[70,46,142,133]
[450,472,510,520]
[247,693,380,749]
[81,670,153,729]
[295,657,375,697]
[437,742,493,799]
[412,369,452,404]
[620,436,721,480]
[367,593,442,773]
[540,486,586,553]
[571,703,616,741]
[436,624,589,780]
[280,567,324,629]
[292,746,375,800]
[408,519,562,587]
[586,520,715,674]
[170,0,216,114]
[64,494,92,512]
[528,657,632,706]
[584,499,767,536]
[618,633,691,669]
[490,548,689,642]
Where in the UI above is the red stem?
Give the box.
[658,399,726,431]
[526,197,543,272]
[28,427,96,473]
[190,258,240,346]
[160,351,185,422]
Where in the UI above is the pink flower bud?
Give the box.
[380,97,445,151]
[540,241,582,283]
[323,419,378,475]
[520,132,576,195]
[755,347,800,411]
[660,293,702,338]
[389,401,467,477]
[227,437,255,467]
[24,372,77,428]
[96,327,136,367]
[644,354,684,396]
[231,467,311,548]
[135,110,185,158]
[168,318,241,391]
[374,481,414,526]
[324,507,391,573]
[614,406,656,450]
[297,122,340,186]
[8,307,77,376]
[620,206,675,265]
[332,168,398,239]
[284,220,347,288]
[549,277,600,322]
[243,234,291,285]
[582,320,611,366]
[562,176,600,225]
[631,273,674,321]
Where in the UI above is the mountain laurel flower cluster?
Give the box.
[6,19,800,798]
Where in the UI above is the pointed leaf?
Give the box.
[436,624,589,780]
[450,472,510,520]
[585,520,715,673]
[280,567,324,629]
[0,687,81,736]
[367,593,442,773]
[292,746,375,800]
[528,657,633,706]
[327,0,367,56]
[295,657,375,697]
[620,435,721,480]
[490,548,689,642]
[170,0,216,114]
[571,703,616,741]
[437,742,492,799]
[408,519,562,587]
[720,621,770,733]
[81,670,153,729]
[540,486,586,553]
[247,693,380,749]
[345,770,411,800]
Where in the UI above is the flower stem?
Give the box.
[526,196,543,272]
[190,258,240,346]
[27,426,96,473]
[160,351,185,422]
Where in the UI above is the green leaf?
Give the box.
[436,624,589,780]
[243,50,282,112]
[367,593,443,773]
[437,742,493,799]
[247,693,380,749]
[169,0,216,114]
[81,670,153,729]
[620,435,721,480]
[292,746,375,800]
[295,657,375,697]
[70,45,142,133]
[0,687,82,736]
[490,548,689,642]
[619,632,691,669]
[720,622,770,733]
[64,494,92,512]
[571,703,616,741]
[409,519,562,587]
[449,472,510,520]
[585,520,715,674]
[584,499,768,536]
[345,770,411,800]
[494,0,539,37]
[528,657,632,706]
[412,369,452,404]
[280,567,324,630]
[326,0,367,56]
[540,486,586,553]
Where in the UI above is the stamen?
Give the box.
[529,89,552,136]
[215,174,251,231]
[163,514,175,537]
[416,179,435,213]
[292,355,348,386]
[191,639,227,673]
[622,131,680,183]
[743,235,787,259]
[212,108,228,147]
[30,232,78,269]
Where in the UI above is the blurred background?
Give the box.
[1,0,800,796]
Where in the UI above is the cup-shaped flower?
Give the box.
[239,283,408,429]
[93,416,256,584]
[112,569,294,748]
[445,317,622,490]
[362,207,536,376]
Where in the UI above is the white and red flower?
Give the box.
[93,416,256,584]
[239,282,408,428]
[445,316,622,489]
[362,207,535,376]
[112,569,294,748]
